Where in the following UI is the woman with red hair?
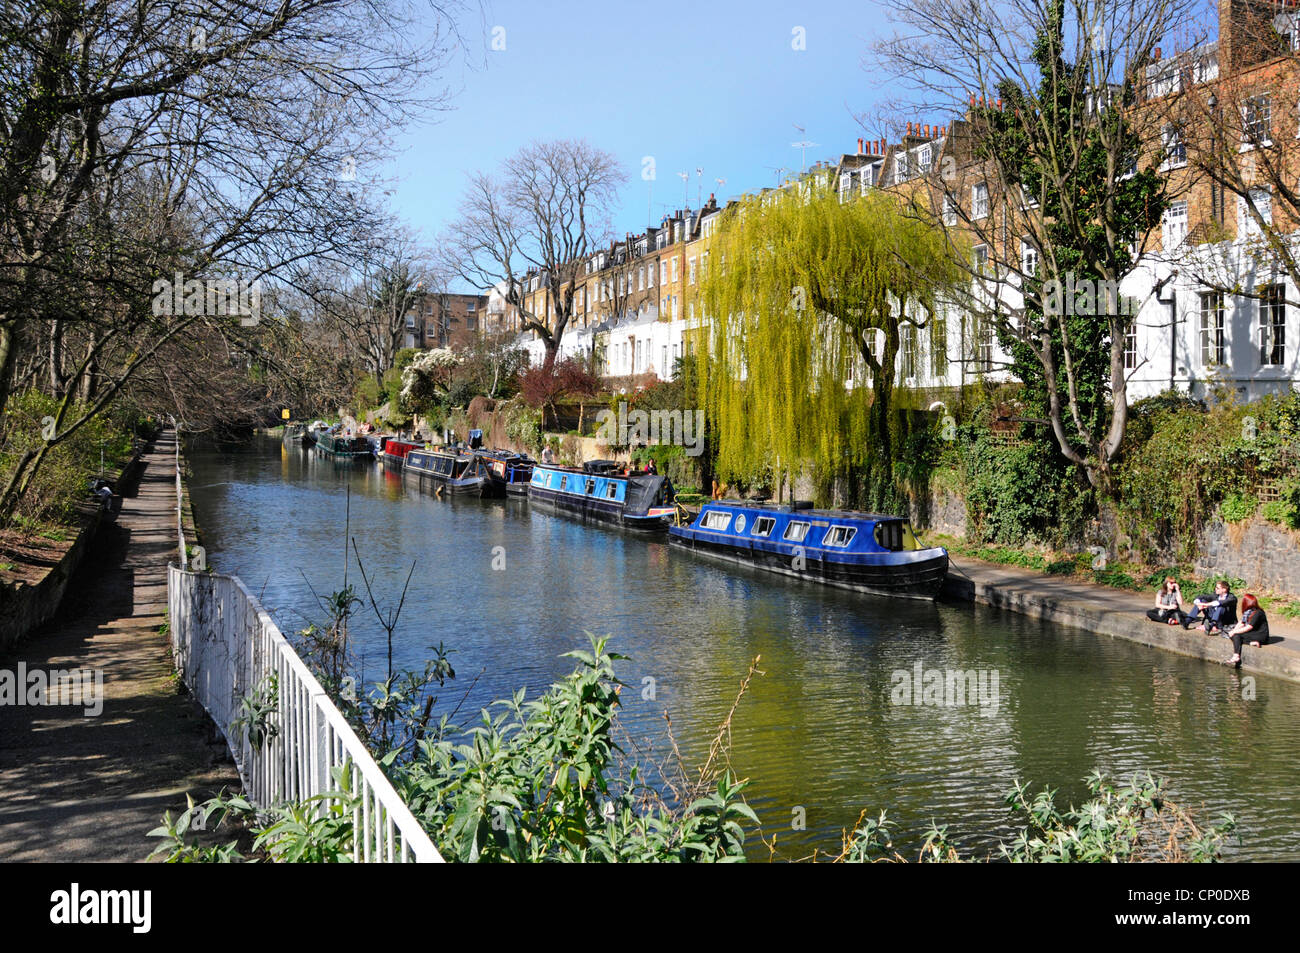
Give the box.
[1225,593,1270,667]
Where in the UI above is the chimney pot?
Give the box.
[906,121,913,135]
[1154,46,1162,61]
[858,137,864,154]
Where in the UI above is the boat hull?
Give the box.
[527,482,671,532]
[313,431,371,459]
[668,530,948,598]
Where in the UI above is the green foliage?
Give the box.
[979,0,1167,477]
[147,791,252,863]
[148,767,364,863]
[388,634,759,863]
[957,415,1094,547]
[697,185,963,510]
[629,443,700,488]
[1115,390,1300,557]
[1219,493,1258,524]
[252,766,361,863]
[502,399,543,453]
[0,389,136,526]
[231,674,279,753]
[840,771,1236,862]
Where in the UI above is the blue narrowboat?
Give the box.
[668,501,948,599]
[475,449,535,497]
[405,448,491,496]
[528,461,677,532]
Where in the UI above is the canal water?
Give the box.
[189,436,1300,860]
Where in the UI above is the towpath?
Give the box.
[945,554,1300,684]
[0,429,239,861]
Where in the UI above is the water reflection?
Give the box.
[188,436,1300,860]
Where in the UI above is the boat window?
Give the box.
[874,521,904,552]
[825,525,857,547]
[701,510,732,531]
[606,483,619,500]
[586,478,596,495]
[735,514,747,534]
[783,521,810,542]
[752,516,776,537]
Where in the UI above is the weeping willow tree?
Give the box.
[695,186,963,509]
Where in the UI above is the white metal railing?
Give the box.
[167,439,441,862]
[171,423,187,570]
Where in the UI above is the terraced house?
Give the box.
[491,0,1298,406]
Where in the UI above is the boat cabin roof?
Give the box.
[703,499,909,523]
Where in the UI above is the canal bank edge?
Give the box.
[943,556,1300,685]
[0,435,150,652]
[176,437,203,567]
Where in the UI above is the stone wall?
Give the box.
[1196,516,1300,599]
[912,490,967,537]
[0,505,101,652]
[0,442,146,651]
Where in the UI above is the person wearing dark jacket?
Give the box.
[1184,580,1237,633]
[1226,593,1270,667]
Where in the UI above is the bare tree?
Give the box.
[444,139,626,373]
[0,0,469,518]
[873,0,1202,489]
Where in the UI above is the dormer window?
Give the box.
[894,152,909,184]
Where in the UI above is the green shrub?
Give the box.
[1219,493,1258,523]
[0,390,135,526]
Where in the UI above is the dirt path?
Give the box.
[0,430,239,861]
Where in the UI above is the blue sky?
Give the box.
[387,0,903,275]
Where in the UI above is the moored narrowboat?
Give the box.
[283,422,310,445]
[668,501,948,599]
[314,429,372,459]
[405,448,490,495]
[381,438,420,470]
[475,449,535,497]
[528,461,677,532]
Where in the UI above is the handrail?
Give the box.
[169,418,186,570]
[165,431,441,862]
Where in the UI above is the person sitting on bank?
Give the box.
[1226,593,1270,667]
[1147,577,1186,626]
[1184,580,1238,634]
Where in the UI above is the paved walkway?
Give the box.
[0,430,239,861]
[944,554,1300,684]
